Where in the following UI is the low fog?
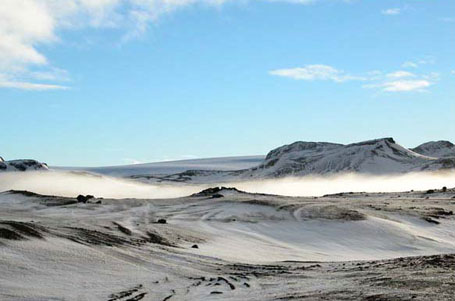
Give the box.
[0,171,204,199]
[233,172,455,197]
[0,170,454,199]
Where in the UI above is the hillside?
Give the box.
[243,138,455,178]
[412,141,455,158]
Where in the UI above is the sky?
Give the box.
[1,0,454,166]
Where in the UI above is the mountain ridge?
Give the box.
[2,138,455,180]
[242,137,449,178]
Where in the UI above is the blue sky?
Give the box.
[1,0,454,166]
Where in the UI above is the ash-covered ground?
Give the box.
[1,187,455,300]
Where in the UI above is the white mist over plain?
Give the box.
[0,170,454,199]
[0,171,201,199]
[233,172,455,196]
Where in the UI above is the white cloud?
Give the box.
[0,0,318,91]
[0,1,54,69]
[28,68,70,82]
[382,8,400,15]
[402,57,435,69]
[270,64,438,93]
[402,61,418,68]
[386,71,415,79]
[0,0,68,90]
[422,72,440,81]
[364,80,431,92]
[0,0,442,94]
[0,80,68,91]
[381,80,431,92]
[417,57,435,65]
[368,69,437,93]
[269,65,364,82]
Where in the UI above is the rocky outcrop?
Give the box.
[0,158,48,172]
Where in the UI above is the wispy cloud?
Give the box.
[0,0,319,91]
[402,56,436,69]
[269,65,365,83]
[370,70,438,93]
[28,68,71,82]
[0,80,68,91]
[364,80,431,92]
[402,61,418,68]
[386,71,415,79]
[0,71,68,91]
[270,64,438,93]
[381,8,400,15]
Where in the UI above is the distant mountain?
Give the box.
[242,138,455,178]
[0,157,48,172]
[129,138,455,183]
[3,138,455,180]
[55,156,265,177]
[411,141,455,158]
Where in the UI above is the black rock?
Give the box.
[157,219,167,224]
[7,159,48,171]
[191,187,243,197]
[77,195,88,203]
[191,244,199,249]
[76,195,96,203]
